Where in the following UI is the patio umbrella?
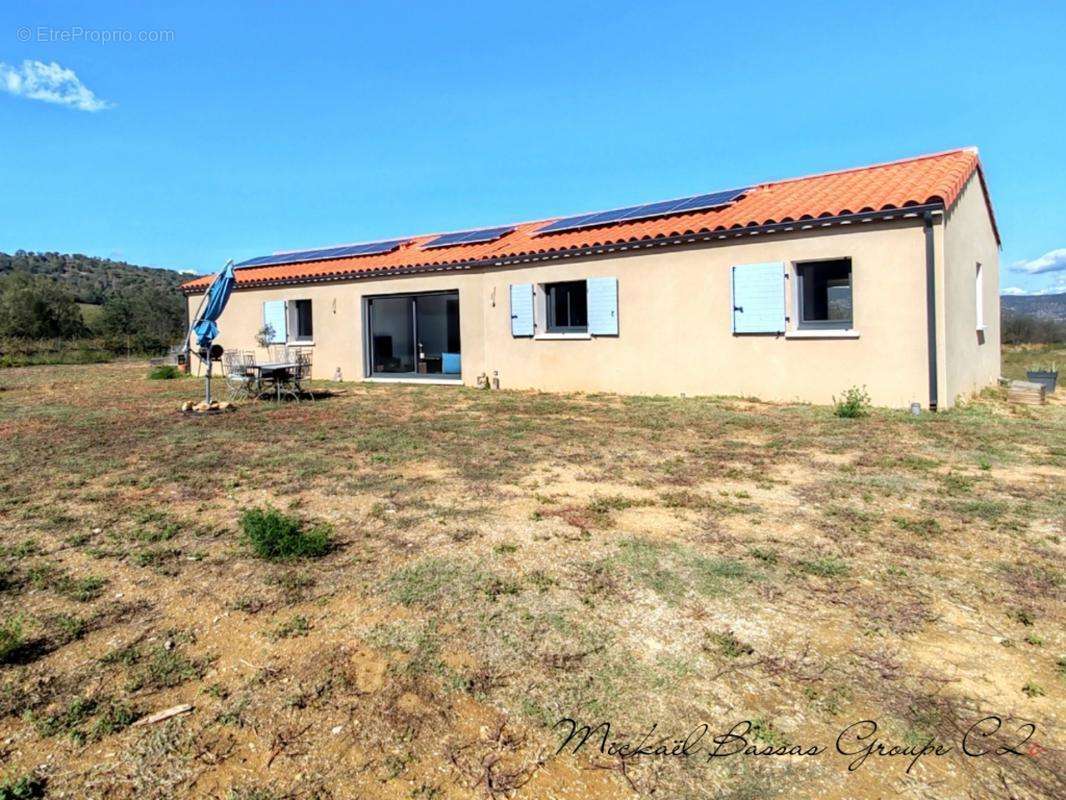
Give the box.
[188,261,236,405]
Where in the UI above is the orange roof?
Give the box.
[182,148,996,292]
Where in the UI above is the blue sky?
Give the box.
[1,1,1064,294]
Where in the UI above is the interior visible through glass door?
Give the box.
[368,296,415,374]
[414,294,461,376]
[367,292,460,378]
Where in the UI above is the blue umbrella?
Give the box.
[188,262,236,404]
[192,262,236,348]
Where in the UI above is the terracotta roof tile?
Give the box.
[182,148,996,291]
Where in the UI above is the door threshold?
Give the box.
[364,377,463,386]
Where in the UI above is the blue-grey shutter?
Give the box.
[263,300,287,343]
[510,283,534,337]
[587,277,618,336]
[732,263,785,334]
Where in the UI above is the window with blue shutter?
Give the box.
[263,300,287,343]
[587,277,618,336]
[732,263,785,334]
[509,283,534,337]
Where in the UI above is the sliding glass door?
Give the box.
[367,291,460,378]
[369,296,416,374]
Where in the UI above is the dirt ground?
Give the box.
[0,359,1062,799]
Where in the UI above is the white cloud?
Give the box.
[1012,248,1066,275]
[0,59,112,112]
[1008,274,1066,296]
[1033,274,1066,295]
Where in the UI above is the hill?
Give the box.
[1,251,194,361]
[1001,292,1066,320]
[0,250,194,305]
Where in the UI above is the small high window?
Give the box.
[545,280,588,333]
[795,259,852,330]
[975,262,985,330]
[289,299,313,342]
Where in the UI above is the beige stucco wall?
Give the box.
[190,218,950,408]
[477,222,932,406]
[942,173,1002,405]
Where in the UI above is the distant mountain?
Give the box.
[1001,293,1066,321]
[0,251,192,305]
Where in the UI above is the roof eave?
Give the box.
[180,203,945,294]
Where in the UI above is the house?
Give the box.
[182,148,1000,409]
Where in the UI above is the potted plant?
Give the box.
[1026,362,1058,393]
[255,323,276,349]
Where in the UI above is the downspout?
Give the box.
[923,211,938,411]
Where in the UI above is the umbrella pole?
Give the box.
[205,355,212,405]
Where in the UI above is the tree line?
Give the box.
[1001,313,1066,345]
[0,251,189,360]
[0,250,188,304]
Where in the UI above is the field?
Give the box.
[1002,344,1065,382]
[0,359,1062,799]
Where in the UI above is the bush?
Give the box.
[239,507,331,560]
[147,364,182,380]
[0,771,45,800]
[0,616,24,663]
[833,386,870,418]
[798,557,849,578]
[0,273,84,339]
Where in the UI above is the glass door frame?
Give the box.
[363,289,461,380]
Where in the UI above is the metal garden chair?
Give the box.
[293,348,314,401]
[222,350,255,401]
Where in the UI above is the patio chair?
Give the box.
[268,344,290,363]
[293,349,314,401]
[222,350,255,401]
[240,351,262,399]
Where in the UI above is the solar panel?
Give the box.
[535,187,749,235]
[422,226,515,250]
[235,239,407,268]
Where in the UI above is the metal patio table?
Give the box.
[250,362,299,402]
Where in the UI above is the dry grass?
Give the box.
[0,359,1062,799]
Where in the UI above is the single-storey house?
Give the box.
[182,147,1000,409]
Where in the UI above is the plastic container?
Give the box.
[1026,370,1058,393]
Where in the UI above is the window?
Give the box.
[289,299,313,342]
[795,259,852,330]
[975,263,985,330]
[545,280,588,333]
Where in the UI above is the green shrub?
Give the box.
[893,516,943,538]
[707,630,754,659]
[49,613,86,644]
[0,616,24,663]
[798,557,849,578]
[34,696,96,738]
[147,364,181,380]
[56,575,106,602]
[271,615,310,640]
[0,771,45,800]
[833,386,871,418]
[239,507,331,560]
[90,700,137,738]
[126,648,205,691]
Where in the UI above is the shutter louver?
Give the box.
[509,284,534,337]
[587,277,619,336]
[263,300,287,343]
[732,263,786,334]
